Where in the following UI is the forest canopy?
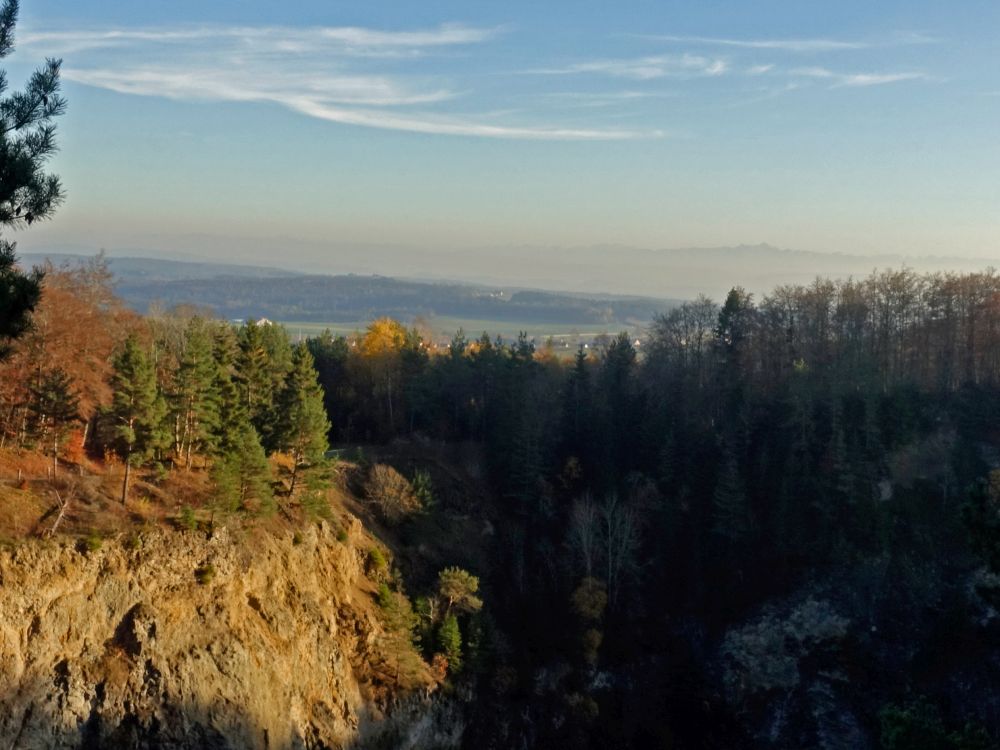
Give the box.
[3,260,1000,748]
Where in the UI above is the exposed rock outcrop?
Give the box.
[0,519,446,749]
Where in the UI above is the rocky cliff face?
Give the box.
[0,520,451,749]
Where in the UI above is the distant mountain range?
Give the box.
[24,253,301,283]
[21,239,1000,301]
[21,253,677,331]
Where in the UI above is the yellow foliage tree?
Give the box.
[359,318,411,432]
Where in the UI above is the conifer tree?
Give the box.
[275,344,330,494]
[378,587,424,686]
[437,567,484,616]
[109,336,165,505]
[712,449,751,545]
[0,0,66,358]
[212,323,252,456]
[237,320,270,416]
[172,318,220,468]
[436,613,462,673]
[211,422,273,515]
[29,367,78,476]
[237,320,293,448]
[560,346,593,470]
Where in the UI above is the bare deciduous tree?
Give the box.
[365,463,422,524]
[568,494,600,579]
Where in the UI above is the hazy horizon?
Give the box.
[20,237,1000,302]
[5,0,998,270]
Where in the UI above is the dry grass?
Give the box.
[158,468,213,510]
[0,449,51,480]
[0,447,365,545]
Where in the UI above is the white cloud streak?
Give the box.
[63,67,457,107]
[642,33,938,53]
[20,23,502,56]
[288,97,662,140]
[647,35,867,52]
[791,67,930,87]
[24,23,660,140]
[532,53,728,80]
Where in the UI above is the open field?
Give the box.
[279,316,648,346]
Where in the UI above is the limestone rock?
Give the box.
[0,520,444,749]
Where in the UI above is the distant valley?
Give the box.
[22,253,676,340]
[22,240,1000,301]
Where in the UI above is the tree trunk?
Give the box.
[52,434,58,478]
[121,456,132,506]
[289,453,300,496]
[47,490,71,538]
[386,375,394,431]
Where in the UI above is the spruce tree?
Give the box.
[275,344,330,494]
[211,422,273,515]
[0,0,66,358]
[109,336,166,505]
[237,320,270,417]
[560,346,593,472]
[212,323,252,456]
[172,318,220,468]
[29,367,78,476]
[436,613,462,673]
[712,449,751,545]
[237,320,292,448]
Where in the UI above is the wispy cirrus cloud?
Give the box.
[529,90,680,109]
[287,98,663,140]
[531,53,728,80]
[20,23,503,57]
[62,67,457,107]
[19,22,661,140]
[647,35,867,52]
[640,32,939,52]
[791,66,931,87]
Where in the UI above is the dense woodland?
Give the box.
[3,258,1000,748]
[3,4,995,745]
[304,269,1000,749]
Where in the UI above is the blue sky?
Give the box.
[7,0,1000,264]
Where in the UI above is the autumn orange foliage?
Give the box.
[0,255,139,450]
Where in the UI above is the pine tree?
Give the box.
[109,336,166,505]
[211,422,273,515]
[29,367,78,476]
[0,248,41,360]
[212,323,252,456]
[0,0,66,358]
[437,567,484,616]
[712,449,751,545]
[275,344,330,494]
[237,320,293,449]
[560,346,593,471]
[378,587,424,686]
[237,320,270,417]
[172,318,220,468]
[436,613,462,673]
